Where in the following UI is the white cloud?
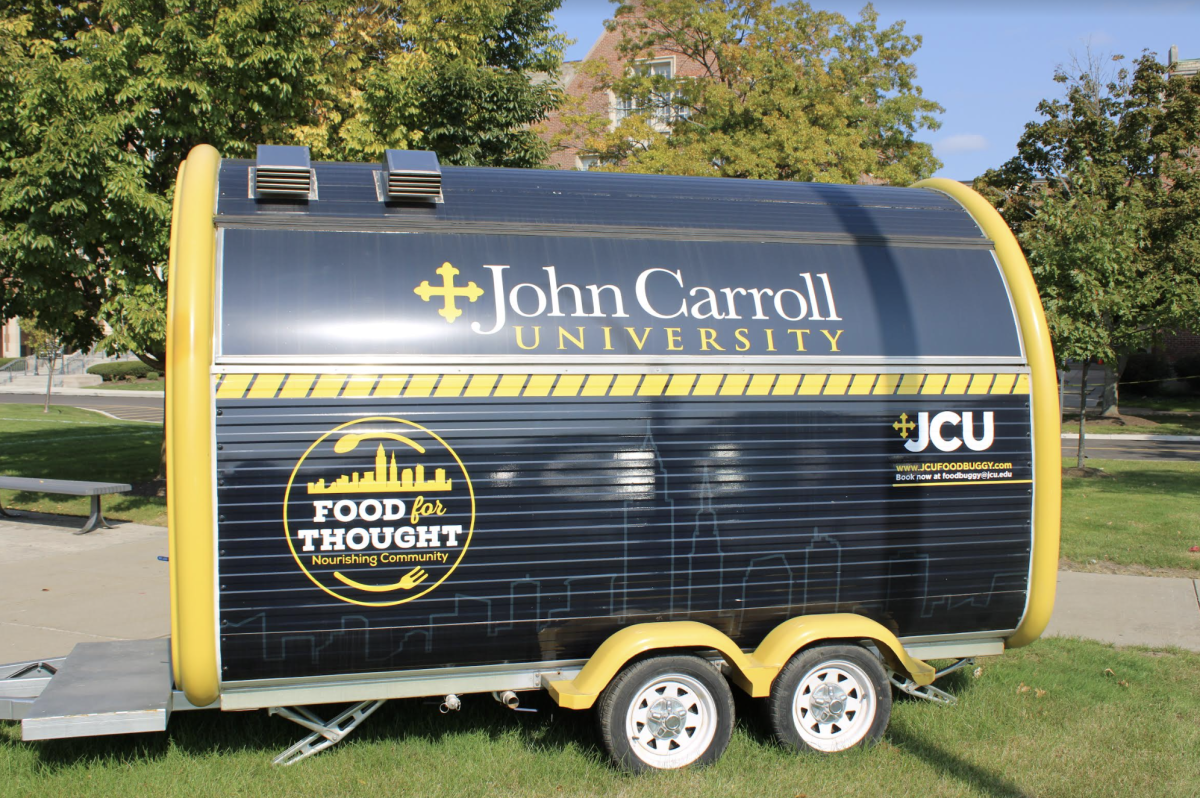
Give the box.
[936,134,990,154]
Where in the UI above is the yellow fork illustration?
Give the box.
[334,566,429,593]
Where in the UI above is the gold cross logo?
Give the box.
[413,262,484,323]
[893,413,916,438]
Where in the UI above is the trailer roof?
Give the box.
[216,160,987,244]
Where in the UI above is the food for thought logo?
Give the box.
[284,417,474,606]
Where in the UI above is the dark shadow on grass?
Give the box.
[887,724,1029,798]
[1061,463,1200,490]
[13,692,604,772]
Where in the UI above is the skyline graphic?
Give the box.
[307,443,452,494]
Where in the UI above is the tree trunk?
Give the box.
[1059,367,1066,427]
[1100,360,1120,417]
[42,350,55,413]
[1076,361,1089,469]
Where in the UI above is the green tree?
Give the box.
[17,314,60,412]
[977,51,1200,425]
[0,1,565,368]
[553,0,942,184]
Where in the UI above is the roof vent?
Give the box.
[383,150,442,202]
[254,145,314,199]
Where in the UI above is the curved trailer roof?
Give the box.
[212,161,1022,365]
[215,160,990,243]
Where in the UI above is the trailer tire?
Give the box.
[767,644,891,753]
[596,654,734,772]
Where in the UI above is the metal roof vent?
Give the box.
[383,149,442,202]
[254,145,314,199]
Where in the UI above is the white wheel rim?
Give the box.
[624,672,719,769]
[791,659,876,752]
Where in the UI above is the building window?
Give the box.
[576,155,600,171]
[612,59,688,127]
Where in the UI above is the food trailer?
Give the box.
[1,144,1060,771]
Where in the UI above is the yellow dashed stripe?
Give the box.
[214,373,1033,400]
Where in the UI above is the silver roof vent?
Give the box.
[383,149,442,202]
[254,145,314,199]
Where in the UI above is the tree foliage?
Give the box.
[977,52,1200,394]
[552,0,942,184]
[0,0,565,367]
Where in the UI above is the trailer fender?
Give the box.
[742,613,936,694]
[545,622,762,710]
[545,615,934,710]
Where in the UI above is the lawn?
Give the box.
[0,638,1195,798]
[1060,458,1200,574]
[0,404,166,526]
[95,379,165,392]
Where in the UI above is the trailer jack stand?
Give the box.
[888,658,975,706]
[269,700,386,766]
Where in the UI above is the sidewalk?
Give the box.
[0,513,169,662]
[1,513,1198,664]
[1045,570,1200,650]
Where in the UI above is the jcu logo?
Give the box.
[893,411,995,453]
[283,417,475,607]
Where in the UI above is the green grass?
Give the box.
[0,404,165,525]
[0,638,1196,797]
[94,379,165,391]
[1061,458,1200,573]
[0,357,18,368]
[1119,395,1200,413]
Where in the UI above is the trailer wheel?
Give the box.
[767,644,891,753]
[596,655,734,772]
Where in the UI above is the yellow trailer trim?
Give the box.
[167,145,221,707]
[214,372,1029,400]
[166,161,185,688]
[545,615,935,710]
[916,178,1062,649]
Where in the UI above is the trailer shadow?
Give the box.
[884,667,1031,798]
[886,726,1030,798]
[11,690,605,772]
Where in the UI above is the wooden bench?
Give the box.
[0,477,133,535]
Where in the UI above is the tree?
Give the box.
[977,51,1200,426]
[551,0,943,185]
[17,314,60,412]
[0,1,565,368]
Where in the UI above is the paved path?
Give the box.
[1061,434,1200,463]
[0,513,168,663]
[1,514,1197,666]
[0,391,163,424]
[1045,570,1200,650]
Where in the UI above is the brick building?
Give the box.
[1,317,19,358]
[539,12,706,171]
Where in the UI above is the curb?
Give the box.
[1061,432,1200,443]
[0,388,164,399]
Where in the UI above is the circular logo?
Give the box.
[283,417,475,606]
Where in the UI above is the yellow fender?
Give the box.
[545,615,934,710]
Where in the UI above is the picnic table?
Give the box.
[0,477,132,534]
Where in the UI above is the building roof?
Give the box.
[1167,44,1199,78]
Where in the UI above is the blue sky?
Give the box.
[551,1,1200,180]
